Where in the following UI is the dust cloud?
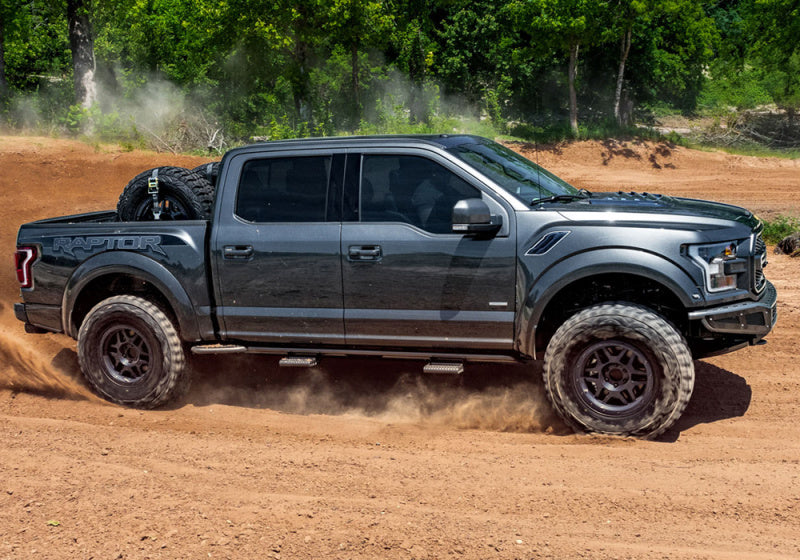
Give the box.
[0,317,94,401]
[0,312,560,433]
[189,357,565,434]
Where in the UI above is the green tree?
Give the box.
[639,0,716,112]
[605,0,652,125]
[0,0,16,99]
[436,0,517,120]
[93,0,223,86]
[743,0,800,119]
[323,0,392,112]
[512,0,611,134]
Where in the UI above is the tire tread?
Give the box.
[77,295,188,408]
[117,166,214,221]
[542,302,694,439]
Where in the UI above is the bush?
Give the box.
[762,215,800,244]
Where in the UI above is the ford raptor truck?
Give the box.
[13,135,777,438]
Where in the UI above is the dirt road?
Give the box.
[1,137,798,559]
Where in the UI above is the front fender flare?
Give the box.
[516,248,702,357]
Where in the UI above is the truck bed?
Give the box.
[15,213,213,341]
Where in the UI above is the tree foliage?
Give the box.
[0,0,795,140]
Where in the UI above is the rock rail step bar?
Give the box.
[423,362,464,375]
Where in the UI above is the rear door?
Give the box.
[212,149,345,344]
[341,149,517,349]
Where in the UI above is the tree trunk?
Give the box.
[292,38,310,123]
[67,0,96,108]
[351,41,360,107]
[407,27,426,124]
[614,26,632,126]
[568,41,580,135]
[0,20,9,100]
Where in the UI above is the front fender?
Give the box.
[516,248,702,356]
[62,251,203,341]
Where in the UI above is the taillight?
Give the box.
[15,246,37,289]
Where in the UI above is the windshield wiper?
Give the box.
[530,192,590,206]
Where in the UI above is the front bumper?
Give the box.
[689,280,777,338]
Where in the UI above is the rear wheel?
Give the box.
[543,303,694,439]
[77,295,188,408]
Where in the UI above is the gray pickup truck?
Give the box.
[14,135,776,438]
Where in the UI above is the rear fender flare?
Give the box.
[62,251,200,341]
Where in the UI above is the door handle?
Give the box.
[223,245,254,260]
[348,245,382,261]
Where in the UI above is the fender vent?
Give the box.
[526,231,570,255]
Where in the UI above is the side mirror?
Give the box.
[452,198,502,236]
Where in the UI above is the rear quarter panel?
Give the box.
[16,217,212,340]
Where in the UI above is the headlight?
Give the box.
[688,241,746,292]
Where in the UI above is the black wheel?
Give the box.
[117,166,214,221]
[543,303,694,439]
[77,295,188,408]
[191,161,220,187]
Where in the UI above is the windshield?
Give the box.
[447,140,580,204]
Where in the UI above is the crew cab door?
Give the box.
[341,150,516,349]
[211,150,345,344]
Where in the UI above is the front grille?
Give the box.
[753,232,767,293]
[754,235,766,255]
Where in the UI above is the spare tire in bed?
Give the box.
[117,166,214,221]
[191,161,220,187]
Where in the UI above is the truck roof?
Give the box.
[225,134,490,157]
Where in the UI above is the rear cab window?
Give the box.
[235,155,332,223]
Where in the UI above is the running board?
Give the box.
[191,344,517,363]
[423,362,464,375]
[192,344,247,354]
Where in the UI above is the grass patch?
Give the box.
[684,139,800,160]
[762,215,800,244]
[501,120,691,146]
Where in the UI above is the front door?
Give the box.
[342,152,517,349]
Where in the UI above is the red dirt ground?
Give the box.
[1,136,799,559]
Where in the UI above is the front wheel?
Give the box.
[77,295,188,408]
[543,303,694,439]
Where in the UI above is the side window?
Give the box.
[236,156,331,223]
[361,155,480,234]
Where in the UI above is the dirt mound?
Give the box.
[1,135,799,559]
[509,139,800,219]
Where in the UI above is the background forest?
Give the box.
[0,0,798,152]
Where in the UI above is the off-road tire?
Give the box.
[543,303,694,439]
[191,161,220,188]
[117,166,214,221]
[77,295,188,408]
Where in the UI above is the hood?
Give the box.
[558,191,758,228]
